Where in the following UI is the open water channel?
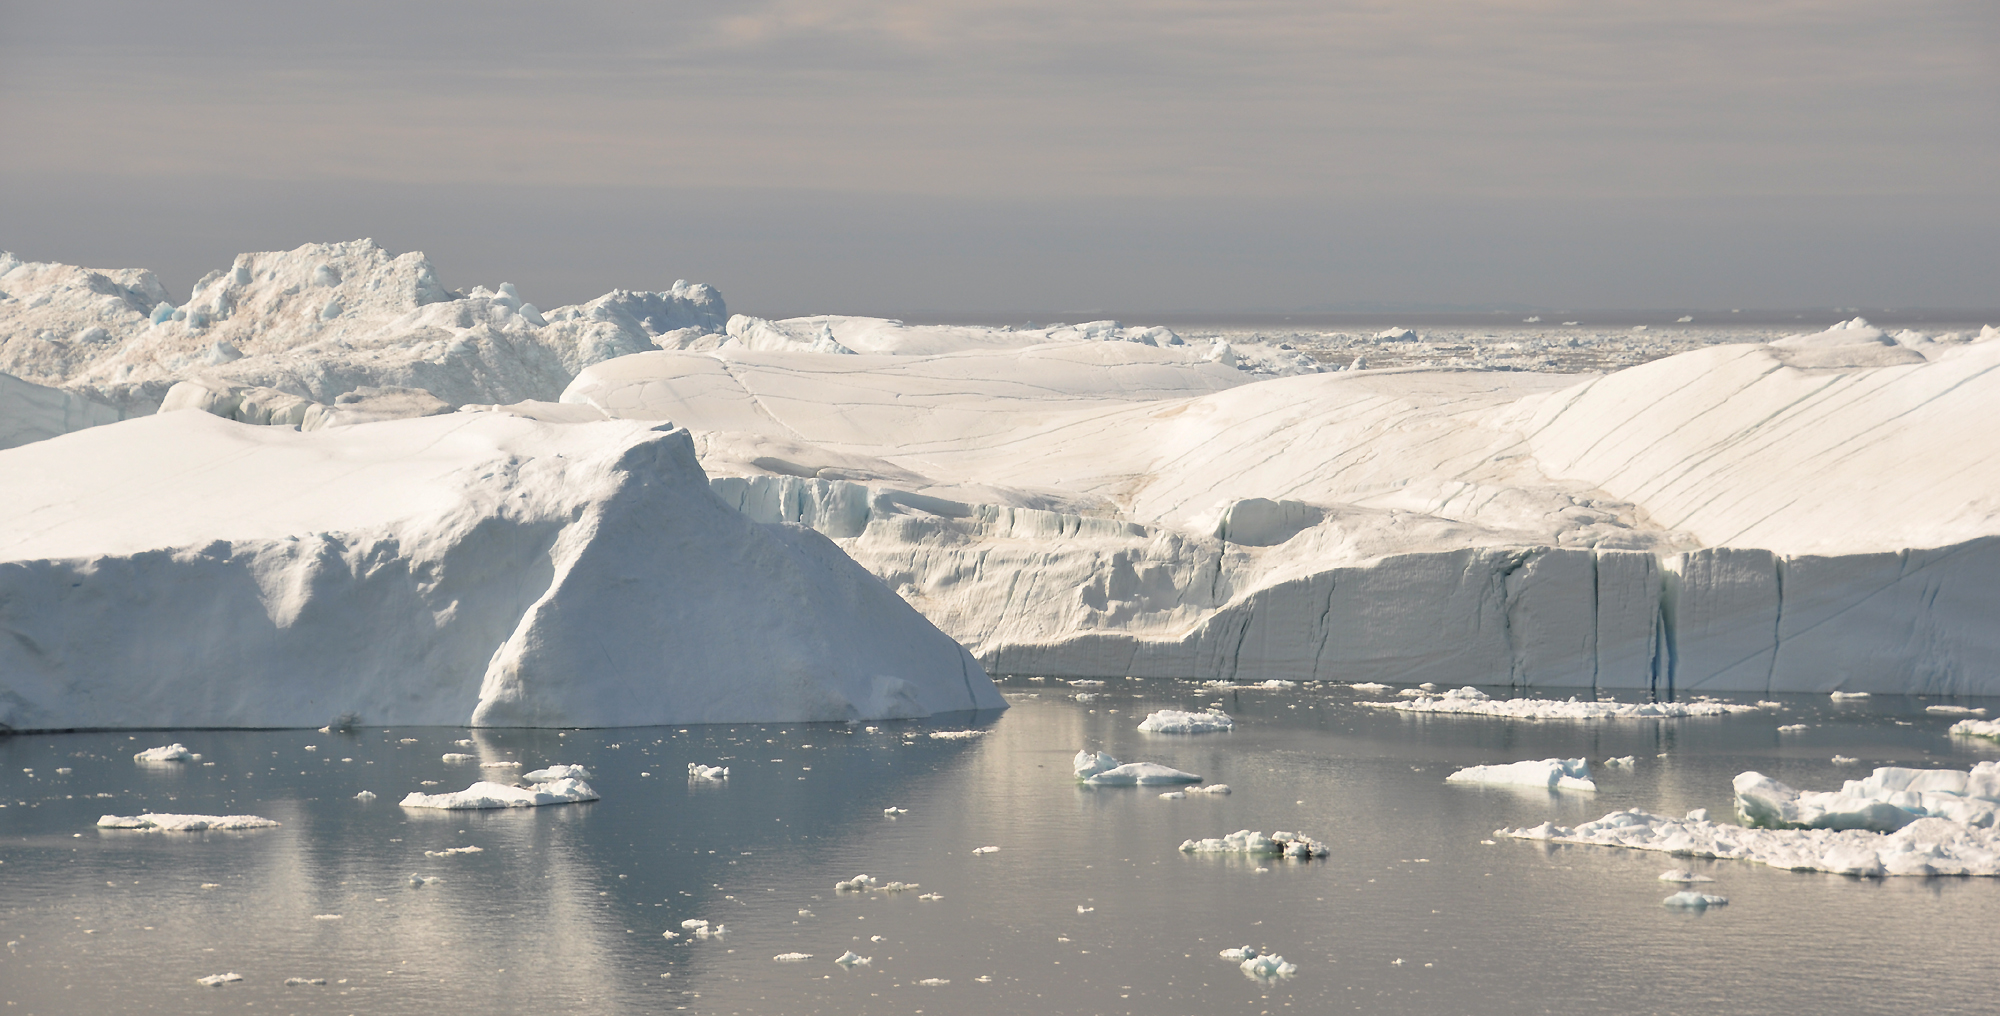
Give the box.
[3,679,1996,1015]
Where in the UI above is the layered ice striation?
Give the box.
[1446,758,1596,792]
[0,411,1002,730]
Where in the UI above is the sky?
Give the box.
[1,1,1995,316]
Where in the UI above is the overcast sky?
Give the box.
[2,1,1995,315]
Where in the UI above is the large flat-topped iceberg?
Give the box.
[558,317,2000,695]
[0,410,1001,731]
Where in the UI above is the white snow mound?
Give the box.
[1446,758,1596,792]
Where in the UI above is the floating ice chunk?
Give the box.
[917,978,950,986]
[1084,762,1205,786]
[1241,953,1298,979]
[883,806,907,815]
[423,845,483,857]
[799,909,814,916]
[694,924,727,938]
[441,753,475,763]
[1663,891,1728,908]
[1927,705,1987,716]
[97,813,279,832]
[1076,905,1094,913]
[133,744,192,763]
[1377,686,1758,719]
[353,791,377,802]
[773,952,813,961]
[283,977,326,986]
[522,764,593,782]
[303,745,318,752]
[1657,869,1715,882]
[880,881,919,892]
[1190,784,1231,795]
[835,874,879,891]
[972,845,999,854]
[1831,756,1860,766]
[928,729,986,740]
[1160,791,1186,799]
[479,761,522,769]
[1778,724,1809,732]
[454,740,474,747]
[1138,709,1234,734]
[1602,756,1636,768]
[1830,692,1871,700]
[312,914,342,920]
[1348,682,1393,693]
[1219,946,1260,960]
[1073,750,1121,778]
[1951,718,2000,741]
[398,778,598,809]
[688,763,729,780]
[407,874,444,887]
[195,973,242,986]
[919,892,943,900]
[1179,829,1329,858]
[835,951,871,966]
[1446,758,1595,792]
[680,919,709,930]
[661,930,679,939]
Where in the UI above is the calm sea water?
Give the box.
[3,680,1997,1016]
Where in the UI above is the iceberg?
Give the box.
[1179,829,1330,858]
[1137,709,1234,733]
[522,764,592,783]
[1952,718,2000,742]
[1732,763,2000,831]
[1072,749,1203,785]
[97,813,279,831]
[1445,758,1596,792]
[1662,891,1728,908]
[398,778,599,809]
[0,412,1001,730]
[133,744,193,763]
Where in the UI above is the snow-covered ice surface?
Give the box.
[1377,686,1762,719]
[1732,763,2000,831]
[1951,719,2000,742]
[398,778,599,810]
[132,744,193,763]
[1137,710,1235,733]
[96,813,280,831]
[1446,758,1596,792]
[1179,829,1330,858]
[0,411,1002,730]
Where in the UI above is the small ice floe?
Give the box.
[282,977,327,986]
[688,763,729,780]
[928,730,986,740]
[133,744,193,763]
[441,753,475,763]
[1220,946,1260,960]
[303,745,318,752]
[1445,758,1595,792]
[55,767,71,774]
[1830,692,1871,700]
[835,951,871,966]
[523,764,592,782]
[1831,755,1860,766]
[1348,682,1393,693]
[1189,784,1230,795]
[1076,905,1093,913]
[1179,829,1329,858]
[398,778,598,810]
[1952,718,2000,742]
[1663,891,1728,908]
[773,952,813,962]
[1778,724,1810,733]
[972,845,999,854]
[1658,869,1715,883]
[919,892,943,901]
[1072,750,1204,786]
[694,924,727,939]
[1240,953,1298,979]
[1374,686,1759,719]
[798,909,815,917]
[453,739,474,747]
[1756,701,1784,709]
[1160,791,1186,799]
[353,791,378,802]
[883,806,907,816]
[681,919,711,930]
[1602,756,1637,768]
[195,972,242,986]
[407,874,444,887]
[312,914,342,921]
[661,930,679,940]
[917,978,950,986]
[1137,709,1234,734]
[478,761,522,769]
[423,845,483,858]
[97,813,279,832]
[879,881,919,892]
[1929,705,1988,716]
[399,738,421,744]
[835,874,880,891]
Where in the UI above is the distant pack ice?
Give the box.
[0,411,1001,730]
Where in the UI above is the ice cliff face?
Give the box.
[0,411,999,731]
[0,240,726,415]
[562,320,2000,696]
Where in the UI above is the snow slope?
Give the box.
[563,318,2000,694]
[0,411,1000,731]
[1,371,123,450]
[0,241,726,416]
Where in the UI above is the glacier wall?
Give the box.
[0,413,1001,731]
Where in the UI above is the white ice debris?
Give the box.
[1072,750,1203,785]
[1241,953,1299,979]
[1191,784,1231,794]
[680,919,709,930]
[97,813,279,831]
[773,953,813,962]
[1832,755,1861,766]
[917,978,950,986]
[1076,905,1093,913]
[522,764,592,782]
[1446,758,1596,792]
[195,973,243,986]
[1348,682,1393,693]
[694,924,727,938]
[422,845,483,858]
[972,845,1000,854]
[478,760,522,769]
[1160,791,1186,799]
[353,791,377,802]
[1830,692,1872,700]
[1602,756,1636,767]
[1927,704,1987,716]
[1138,709,1234,733]
[1378,687,1759,719]
[835,951,871,966]
[1662,891,1728,908]
[1658,869,1715,882]
[1179,829,1329,858]
[1951,718,2000,741]
[882,806,907,815]
[441,754,475,763]
[688,764,730,780]
[283,977,327,986]
[928,729,986,740]
[132,744,192,763]
[835,875,879,892]
[1734,763,2000,831]
[1778,724,1810,732]
[398,777,598,810]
